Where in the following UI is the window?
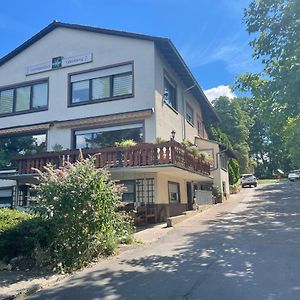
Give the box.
[72,80,89,103]
[121,180,136,202]
[186,103,194,124]
[32,83,48,108]
[0,188,12,208]
[0,81,48,116]
[92,77,110,100]
[197,116,206,137]
[0,89,14,114]
[70,63,133,105]
[74,123,143,149]
[15,86,30,112]
[168,182,180,203]
[164,77,177,110]
[0,133,47,168]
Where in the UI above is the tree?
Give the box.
[208,96,254,173]
[236,0,300,171]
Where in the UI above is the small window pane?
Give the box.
[32,83,47,108]
[72,80,89,103]
[186,104,194,124]
[169,182,180,203]
[121,181,136,202]
[164,78,176,109]
[0,89,14,114]
[92,77,110,100]
[15,86,30,112]
[113,73,132,96]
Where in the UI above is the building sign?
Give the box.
[52,56,62,69]
[26,53,92,75]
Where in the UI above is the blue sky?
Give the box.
[0,0,260,99]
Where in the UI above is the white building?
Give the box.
[0,21,230,220]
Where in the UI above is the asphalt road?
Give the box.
[30,181,300,300]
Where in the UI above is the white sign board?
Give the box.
[26,53,92,75]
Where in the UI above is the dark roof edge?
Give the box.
[166,41,220,121]
[0,21,167,67]
[0,21,218,120]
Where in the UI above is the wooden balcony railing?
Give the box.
[14,141,211,176]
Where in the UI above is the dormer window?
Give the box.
[164,76,177,110]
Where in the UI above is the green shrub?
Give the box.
[0,208,32,233]
[0,210,51,262]
[228,158,240,185]
[33,156,133,272]
[114,139,137,147]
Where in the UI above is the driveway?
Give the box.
[29,182,300,300]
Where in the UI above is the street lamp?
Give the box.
[171,130,176,141]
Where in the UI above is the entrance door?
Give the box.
[187,182,193,210]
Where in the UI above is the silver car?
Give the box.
[288,170,300,181]
[241,174,257,188]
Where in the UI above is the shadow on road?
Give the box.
[30,182,300,300]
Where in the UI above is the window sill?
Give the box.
[69,94,134,107]
[163,101,178,114]
[0,107,48,118]
[186,120,194,127]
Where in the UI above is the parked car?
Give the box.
[288,170,300,181]
[240,174,257,188]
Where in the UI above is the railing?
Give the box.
[14,141,211,176]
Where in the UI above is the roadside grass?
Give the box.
[257,178,287,184]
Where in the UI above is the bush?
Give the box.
[33,156,133,272]
[0,208,32,233]
[114,139,137,147]
[228,158,240,185]
[0,209,51,262]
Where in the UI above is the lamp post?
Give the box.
[171,130,176,141]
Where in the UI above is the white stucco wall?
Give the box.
[196,138,230,197]
[154,48,204,144]
[0,27,157,148]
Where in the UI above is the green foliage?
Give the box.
[33,157,133,272]
[207,96,254,173]
[228,158,240,185]
[155,136,167,144]
[114,139,137,148]
[284,116,300,167]
[0,210,50,262]
[52,144,64,151]
[0,208,32,233]
[235,0,300,172]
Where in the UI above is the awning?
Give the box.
[0,123,51,136]
[54,108,154,128]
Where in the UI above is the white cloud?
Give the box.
[204,85,236,102]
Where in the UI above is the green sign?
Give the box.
[52,56,62,69]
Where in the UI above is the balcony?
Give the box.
[13,141,211,176]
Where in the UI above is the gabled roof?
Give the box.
[0,21,219,121]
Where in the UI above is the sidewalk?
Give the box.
[0,193,243,299]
